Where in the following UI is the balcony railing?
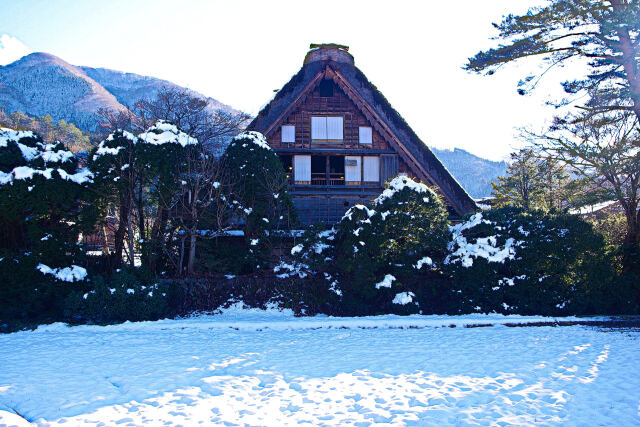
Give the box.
[310,172,345,186]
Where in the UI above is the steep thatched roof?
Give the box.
[248,46,477,216]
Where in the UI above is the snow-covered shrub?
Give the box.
[0,254,89,329]
[0,127,96,326]
[65,266,176,323]
[445,207,615,315]
[290,176,450,315]
[219,131,297,268]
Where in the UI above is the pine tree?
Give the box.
[466,1,640,124]
[492,150,546,210]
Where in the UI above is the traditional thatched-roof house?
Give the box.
[247,44,477,225]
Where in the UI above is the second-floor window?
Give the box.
[311,116,343,141]
[359,126,372,145]
[281,125,295,143]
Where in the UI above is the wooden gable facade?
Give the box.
[248,44,477,225]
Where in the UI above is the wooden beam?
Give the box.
[264,70,327,138]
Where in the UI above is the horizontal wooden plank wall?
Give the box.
[269,79,390,151]
[293,195,377,226]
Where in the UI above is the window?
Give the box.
[311,116,343,141]
[327,117,343,140]
[345,156,361,184]
[294,155,311,184]
[281,125,295,143]
[363,156,380,183]
[359,127,372,145]
[311,117,327,140]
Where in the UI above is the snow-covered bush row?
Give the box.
[0,127,93,186]
[64,266,176,324]
[444,207,622,315]
[276,177,628,316]
[446,213,524,267]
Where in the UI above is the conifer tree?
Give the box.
[0,127,95,322]
[220,131,296,265]
[466,0,640,124]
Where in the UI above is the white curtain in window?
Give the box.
[345,156,361,183]
[311,117,327,140]
[363,156,380,182]
[327,117,343,140]
[281,125,295,143]
[359,127,372,144]
[294,155,311,182]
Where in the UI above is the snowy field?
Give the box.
[1,305,639,426]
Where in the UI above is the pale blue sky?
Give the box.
[0,0,570,161]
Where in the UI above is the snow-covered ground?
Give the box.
[1,305,638,426]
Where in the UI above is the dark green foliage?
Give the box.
[197,237,265,275]
[65,266,176,324]
[466,1,640,277]
[445,207,620,315]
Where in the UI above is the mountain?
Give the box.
[80,66,236,116]
[0,52,239,132]
[430,147,507,199]
[0,52,124,131]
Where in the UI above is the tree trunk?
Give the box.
[113,195,131,268]
[137,182,146,266]
[179,235,186,276]
[101,225,110,256]
[612,6,640,125]
[187,232,197,275]
[127,217,135,267]
[622,205,640,273]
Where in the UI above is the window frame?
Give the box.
[311,116,344,142]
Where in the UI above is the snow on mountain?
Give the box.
[0,52,240,132]
[80,66,238,117]
[0,52,125,131]
[430,147,508,199]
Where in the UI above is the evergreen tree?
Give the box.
[89,130,139,268]
[467,1,640,275]
[221,131,296,258]
[465,0,640,124]
[0,127,95,323]
[492,150,546,210]
[445,207,626,315]
[492,149,587,211]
